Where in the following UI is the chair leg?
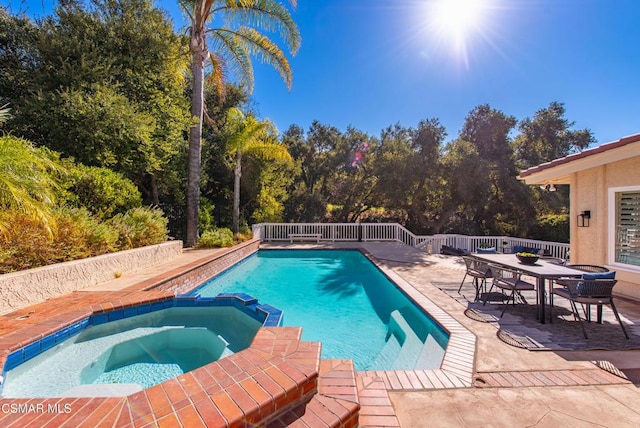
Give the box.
[584,304,591,322]
[515,290,528,305]
[457,273,468,294]
[597,304,603,323]
[500,289,515,318]
[569,300,588,339]
[482,281,495,306]
[473,277,481,301]
[609,299,630,339]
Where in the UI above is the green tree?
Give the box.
[224,108,291,233]
[512,101,593,240]
[198,82,249,229]
[514,101,594,170]
[282,122,342,222]
[372,120,447,233]
[0,8,39,108]
[179,0,300,246]
[327,127,378,222]
[3,0,190,206]
[459,104,536,235]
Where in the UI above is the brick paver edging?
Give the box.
[0,327,360,427]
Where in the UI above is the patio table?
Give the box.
[469,253,584,323]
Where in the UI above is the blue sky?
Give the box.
[7,0,640,146]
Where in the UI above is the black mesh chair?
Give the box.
[482,265,535,318]
[551,278,628,339]
[563,264,609,273]
[458,256,492,301]
[552,265,610,322]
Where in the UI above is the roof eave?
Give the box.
[518,135,640,185]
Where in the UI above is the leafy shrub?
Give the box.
[0,207,118,273]
[233,225,253,243]
[108,207,168,249]
[53,207,119,256]
[198,228,234,248]
[199,198,216,233]
[61,164,142,220]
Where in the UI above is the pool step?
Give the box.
[265,359,360,427]
[386,309,424,369]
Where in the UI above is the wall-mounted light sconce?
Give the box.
[577,210,591,227]
[539,183,557,192]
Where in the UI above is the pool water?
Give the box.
[1,307,261,398]
[191,250,448,371]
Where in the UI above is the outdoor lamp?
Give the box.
[577,210,591,227]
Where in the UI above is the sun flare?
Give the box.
[424,0,492,63]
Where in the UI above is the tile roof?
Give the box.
[519,132,640,178]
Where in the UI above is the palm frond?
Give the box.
[0,104,10,127]
[209,28,255,92]
[219,0,301,54]
[0,136,60,239]
[207,51,228,101]
[177,0,196,22]
[224,108,278,153]
[245,141,292,162]
[220,26,292,88]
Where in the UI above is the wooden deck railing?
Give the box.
[251,223,570,259]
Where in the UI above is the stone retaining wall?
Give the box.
[0,241,183,314]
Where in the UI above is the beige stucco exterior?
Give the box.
[520,135,640,301]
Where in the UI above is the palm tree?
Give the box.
[225,108,291,233]
[0,104,9,127]
[0,135,60,239]
[178,0,301,246]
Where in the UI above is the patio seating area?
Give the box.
[438,262,640,351]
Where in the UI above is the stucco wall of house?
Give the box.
[570,156,640,300]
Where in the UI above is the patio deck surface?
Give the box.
[1,242,639,427]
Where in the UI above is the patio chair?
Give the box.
[552,265,610,322]
[563,264,609,273]
[482,265,535,318]
[458,256,492,300]
[550,278,629,339]
[539,256,565,265]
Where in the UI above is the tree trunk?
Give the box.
[149,174,160,205]
[186,34,207,247]
[233,150,242,234]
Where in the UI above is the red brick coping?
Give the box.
[0,325,359,427]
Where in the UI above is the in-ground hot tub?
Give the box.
[0,294,282,398]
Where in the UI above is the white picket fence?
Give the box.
[251,223,570,259]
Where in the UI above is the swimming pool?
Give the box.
[1,299,268,398]
[191,250,449,371]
